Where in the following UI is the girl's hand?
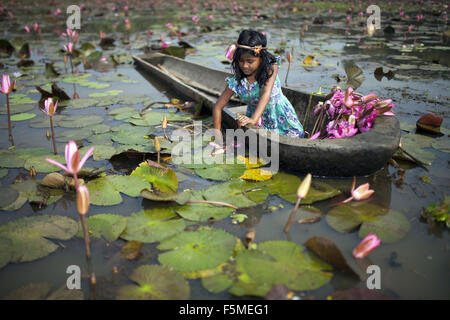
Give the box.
[237,114,257,127]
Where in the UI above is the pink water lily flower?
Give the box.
[40,97,58,116]
[0,74,16,95]
[64,42,74,54]
[342,176,375,203]
[165,22,173,29]
[24,25,30,33]
[309,131,321,140]
[46,140,94,175]
[353,234,381,258]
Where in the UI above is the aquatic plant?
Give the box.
[0,74,16,146]
[39,98,58,154]
[312,86,395,139]
[284,173,312,232]
[352,234,380,259]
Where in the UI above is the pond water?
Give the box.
[0,0,448,300]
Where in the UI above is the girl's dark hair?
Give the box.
[231,29,277,89]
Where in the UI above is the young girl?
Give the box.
[213,29,304,146]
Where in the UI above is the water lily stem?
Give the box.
[80,214,91,260]
[284,197,302,233]
[187,200,238,210]
[50,116,57,155]
[6,94,14,146]
[285,61,291,87]
[69,54,74,74]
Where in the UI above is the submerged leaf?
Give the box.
[116,265,190,300]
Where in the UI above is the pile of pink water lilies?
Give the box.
[310,86,395,139]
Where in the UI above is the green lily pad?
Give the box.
[202,273,234,294]
[140,189,192,205]
[86,177,123,206]
[279,181,342,205]
[23,154,66,173]
[29,115,63,128]
[194,162,247,181]
[55,129,92,142]
[116,265,190,300]
[157,228,236,273]
[76,213,127,242]
[0,147,50,168]
[0,104,35,115]
[399,133,436,165]
[84,144,117,160]
[120,208,188,243]
[0,187,19,208]
[58,115,104,128]
[88,124,111,134]
[8,93,37,105]
[0,168,7,179]
[431,139,450,153]
[111,129,151,145]
[3,282,52,300]
[139,111,192,126]
[202,180,266,208]
[60,98,98,109]
[229,241,333,297]
[88,89,123,98]
[175,190,235,221]
[10,113,36,121]
[0,215,78,263]
[0,237,14,270]
[105,175,151,197]
[87,132,113,145]
[130,161,178,193]
[326,203,410,243]
[61,73,92,84]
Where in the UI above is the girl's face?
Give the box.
[238,52,261,77]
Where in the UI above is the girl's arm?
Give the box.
[238,63,278,126]
[213,86,234,141]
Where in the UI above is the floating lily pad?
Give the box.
[76,213,127,242]
[86,177,123,206]
[0,237,13,270]
[326,203,410,243]
[431,139,450,153]
[194,162,247,181]
[55,129,92,142]
[0,187,19,208]
[82,144,117,160]
[87,132,113,145]
[0,168,7,179]
[111,129,151,145]
[116,265,190,300]
[60,98,98,109]
[280,181,341,204]
[140,189,191,205]
[23,154,66,173]
[61,73,92,84]
[88,89,123,98]
[10,113,36,121]
[0,104,34,115]
[3,282,52,300]
[8,93,37,105]
[29,115,63,128]
[0,215,78,263]
[175,191,235,221]
[120,208,188,243]
[202,180,264,208]
[398,133,436,165]
[105,175,151,197]
[0,147,50,168]
[130,161,178,193]
[58,115,104,128]
[158,228,236,273]
[139,111,192,126]
[229,241,333,297]
[88,124,111,134]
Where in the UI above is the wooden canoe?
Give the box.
[133,53,400,177]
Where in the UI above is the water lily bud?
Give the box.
[64,55,67,64]
[154,137,161,152]
[352,233,380,258]
[286,51,293,63]
[46,130,51,139]
[296,173,312,199]
[76,185,90,215]
[162,115,167,129]
[29,166,36,178]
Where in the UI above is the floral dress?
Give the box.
[225,58,304,138]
